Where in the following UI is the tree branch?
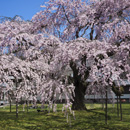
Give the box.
[62,6,71,24]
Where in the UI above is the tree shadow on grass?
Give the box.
[69,110,107,130]
[0,108,130,130]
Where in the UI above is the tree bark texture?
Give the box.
[72,83,87,110]
[70,62,88,110]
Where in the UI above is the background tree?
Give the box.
[0,17,74,112]
[0,54,40,117]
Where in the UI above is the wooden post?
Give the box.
[27,100,29,112]
[105,88,108,125]
[119,96,122,121]
[10,98,11,113]
[15,80,18,118]
[8,92,12,113]
[16,99,18,118]
[117,95,119,118]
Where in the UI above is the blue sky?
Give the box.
[0,0,48,20]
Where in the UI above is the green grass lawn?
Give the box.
[0,103,130,130]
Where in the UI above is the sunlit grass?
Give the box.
[0,103,130,130]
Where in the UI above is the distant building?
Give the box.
[0,83,8,105]
[85,79,130,103]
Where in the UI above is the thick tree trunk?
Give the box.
[70,62,88,110]
[72,84,87,110]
